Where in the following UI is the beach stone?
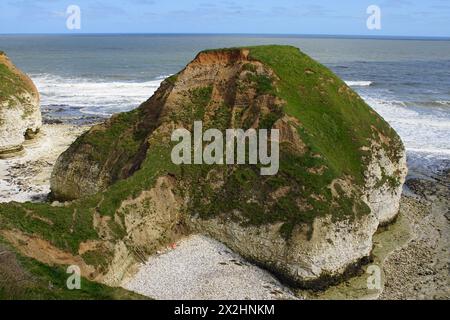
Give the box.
[124,235,298,300]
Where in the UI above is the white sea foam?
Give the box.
[435,100,450,107]
[365,97,450,165]
[345,81,373,87]
[31,74,165,117]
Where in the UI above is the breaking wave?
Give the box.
[345,80,373,87]
[31,74,165,119]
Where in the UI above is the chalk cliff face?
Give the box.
[363,142,407,225]
[16,46,408,287]
[0,52,41,157]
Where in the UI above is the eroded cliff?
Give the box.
[1,46,407,290]
[0,52,41,158]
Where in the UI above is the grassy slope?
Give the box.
[0,241,147,300]
[0,54,35,108]
[0,46,403,297]
[185,46,402,237]
[249,46,399,183]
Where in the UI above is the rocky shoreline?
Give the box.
[380,176,449,299]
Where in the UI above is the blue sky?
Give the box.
[1,0,449,36]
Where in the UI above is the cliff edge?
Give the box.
[0,51,41,158]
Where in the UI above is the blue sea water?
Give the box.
[1,34,449,178]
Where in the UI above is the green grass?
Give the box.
[248,45,400,183]
[0,63,30,107]
[0,201,99,255]
[170,86,213,123]
[70,109,143,166]
[0,241,147,300]
[245,73,274,95]
[166,74,178,85]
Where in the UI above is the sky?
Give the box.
[0,0,449,37]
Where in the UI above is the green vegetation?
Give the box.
[248,45,400,183]
[376,167,402,190]
[72,109,143,164]
[0,63,30,107]
[171,86,213,123]
[0,242,147,300]
[184,46,397,238]
[242,63,257,73]
[1,47,400,238]
[0,46,404,296]
[0,202,98,254]
[245,73,274,95]
[259,109,283,129]
[209,103,232,131]
[0,56,38,122]
[166,74,178,85]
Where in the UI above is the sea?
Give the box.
[1,34,449,179]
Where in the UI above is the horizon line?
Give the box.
[0,32,449,40]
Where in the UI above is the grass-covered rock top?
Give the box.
[0,46,406,293]
[0,54,37,108]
